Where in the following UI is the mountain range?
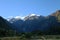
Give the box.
[0,10,60,36]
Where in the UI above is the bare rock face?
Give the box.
[56,10,60,22]
[6,10,60,34]
[51,10,60,17]
[50,10,60,22]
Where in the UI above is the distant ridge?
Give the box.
[0,10,60,36]
[51,10,60,17]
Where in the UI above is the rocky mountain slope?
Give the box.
[0,10,60,37]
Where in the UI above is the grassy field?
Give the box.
[0,35,60,40]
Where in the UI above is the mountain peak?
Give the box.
[29,14,36,16]
[14,16,21,20]
[24,14,40,20]
[28,14,40,17]
[0,16,3,19]
[50,10,60,17]
[56,10,60,12]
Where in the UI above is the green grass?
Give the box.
[0,35,60,40]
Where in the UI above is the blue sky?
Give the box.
[0,0,60,18]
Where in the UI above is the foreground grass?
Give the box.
[0,35,60,40]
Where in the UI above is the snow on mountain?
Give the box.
[7,16,24,20]
[15,16,25,20]
[7,14,40,21]
[28,14,40,17]
[6,13,57,33]
[24,14,40,20]
[0,11,60,34]
[7,16,24,32]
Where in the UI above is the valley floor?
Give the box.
[0,35,60,40]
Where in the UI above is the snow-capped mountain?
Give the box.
[24,14,40,20]
[0,10,60,36]
[7,17,24,32]
[7,13,57,33]
[6,11,60,34]
[8,14,45,32]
